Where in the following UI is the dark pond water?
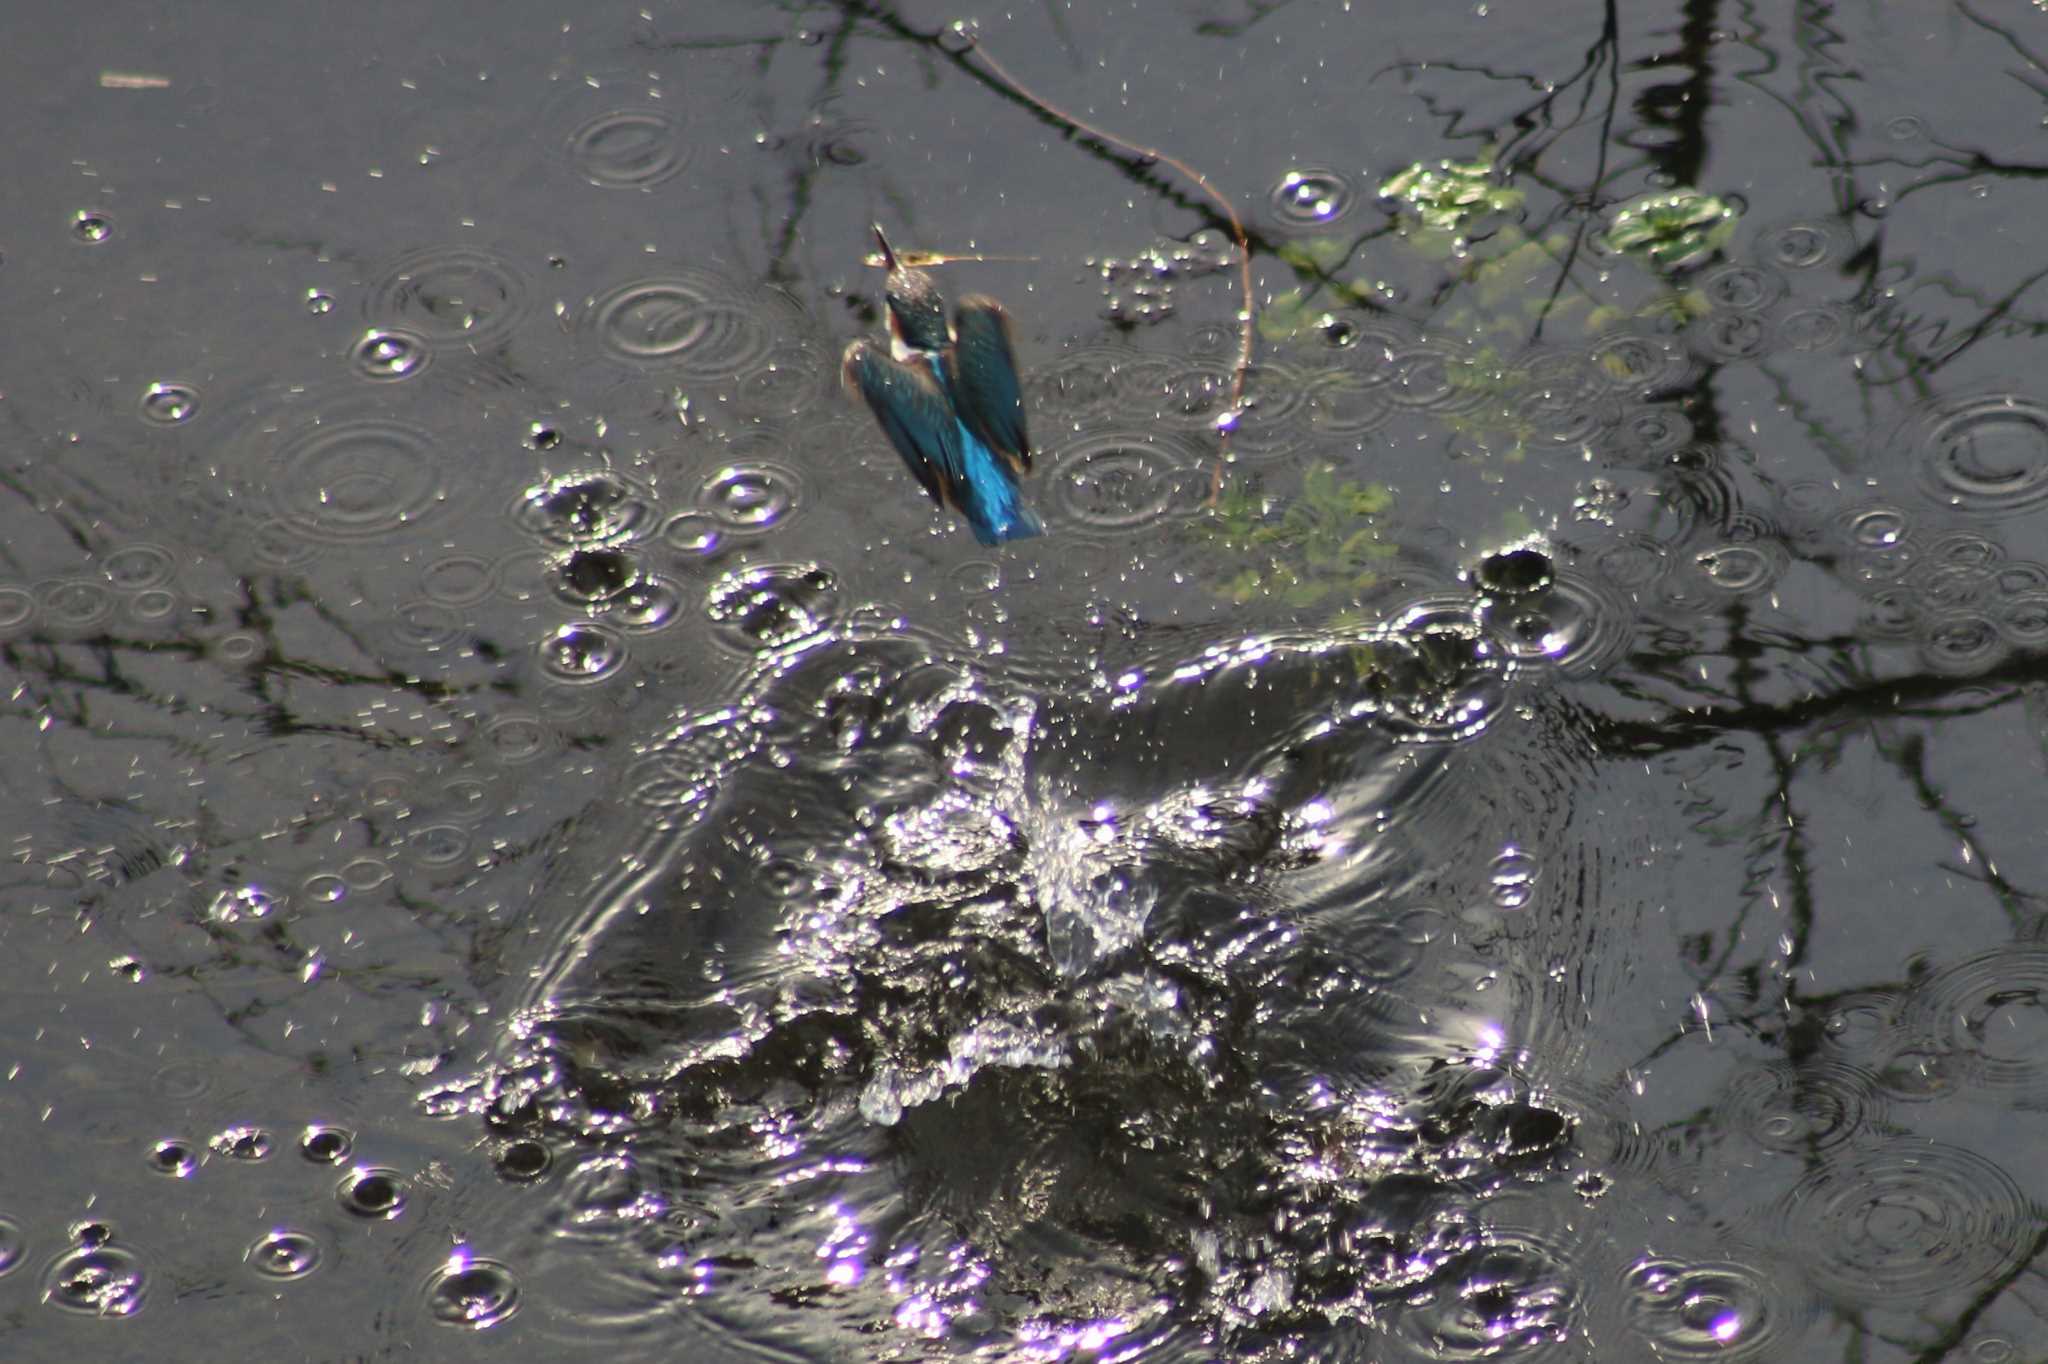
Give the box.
[6,0,2048,1358]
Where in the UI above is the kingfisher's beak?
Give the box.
[872,225,897,271]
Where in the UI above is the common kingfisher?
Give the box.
[842,226,1042,546]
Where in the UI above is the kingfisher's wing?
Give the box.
[942,295,1032,474]
[842,339,967,509]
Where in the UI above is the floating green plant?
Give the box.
[1380,157,1524,234]
[1600,189,1739,271]
[1201,463,1396,609]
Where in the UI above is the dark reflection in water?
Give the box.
[6,0,2048,1360]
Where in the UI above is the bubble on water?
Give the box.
[1268,166,1356,227]
[584,273,779,378]
[305,288,336,315]
[1048,431,1202,531]
[247,1230,322,1280]
[566,108,690,188]
[41,1239,148,1315]
[1911,393,2048,516]
[351,327,431,381]
[138,381,200,425]
[365,244,530,346]
[337,1166,410,1219]
[699,461,803,530]
[1765,1142,2029,1304]
[514,470,653,546]
[705,563,838,653]
[72,209,114,243]
[146,1140,199,1178]
[300,1125,354,1164]
[424,1250,521,1329]
[539,622,626,683]
[274,418,445,540]
[1488,846,1541,910]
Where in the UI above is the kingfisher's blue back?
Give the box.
[841,227,1042,547]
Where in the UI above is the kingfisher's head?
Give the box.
[874,225,949,354]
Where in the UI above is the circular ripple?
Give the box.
[585,274,776,378]
[1268,167,1356,227]
[1778,305,1848,352]
[705,563,838,652]
[1756,216,1851,270]
[1769,1142,2030,1304]
[41,579,116,632]
[424,1252,521,1329]
[138,381,200,426]
[41,1241,148,1316]
[1899,947,2048,1102]
[100,543,175,590]
[1700,263,1786,313]
[1048,431,1202,530]
[1919,612,2006,673]
[275,418,445,540]
[1693,543,1783,594]
[1484,572,1632,677]
[0,1218,22,1277]
[1914,394,2048,516]
[247,1230,322,1280]
[698,461,803,530]
[1590,328,1696,396]
[365,245,529,345]
[1998,592,2048,644]
[566,107,690,188]
[1612,1256,1812,1360]
[1721,1062,1878,1153]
